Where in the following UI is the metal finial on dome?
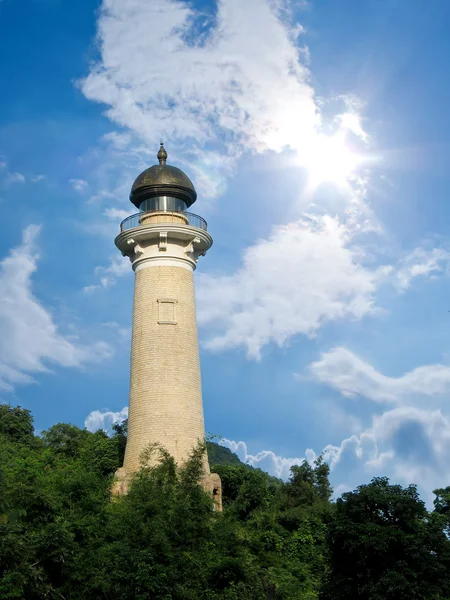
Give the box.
[157,141,168,165]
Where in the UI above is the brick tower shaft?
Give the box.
[124,263,207,473]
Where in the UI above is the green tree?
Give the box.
[112,419,128,467]
[0,412,115,599]
[322,477,450,600]
[433,486,450,535]
[41,422,90,458]
[3,403,448,600]
[90,444,266,599]
[0,404,34,444]
[214,458,332,599]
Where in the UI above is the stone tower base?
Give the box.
[112,467,222,511]
[111,467,133,497]
[202,472,223,512]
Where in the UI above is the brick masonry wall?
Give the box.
[123,264,210,475]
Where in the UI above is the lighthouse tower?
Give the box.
[113,143,221,505]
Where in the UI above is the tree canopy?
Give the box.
[0,404,449,599]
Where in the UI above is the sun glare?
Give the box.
[302,132,363,190]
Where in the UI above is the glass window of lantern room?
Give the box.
[140,196,187,212]
[157,299,178,324]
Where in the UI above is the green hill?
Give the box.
[207,441,282,486]
[206,441,243,466]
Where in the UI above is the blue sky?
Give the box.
[2,0,450,502]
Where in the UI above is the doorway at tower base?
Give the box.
[111,467,223,512]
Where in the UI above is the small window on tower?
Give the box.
[157,299,178,324]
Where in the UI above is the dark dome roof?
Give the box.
[130,144,197,209]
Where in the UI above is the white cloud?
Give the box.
[319,432,380,471]
[333,483,352,497]
[223,402,450,497]
[101,321,131,340]
[31,174,45,183]
[309,346,450,403]
[70,178,89,192]
[332,94,370,143]
[336,112,369,143]
[0,160,25,185]
[220,438,359,483]
[1,171,25,186]
[88,189,119,204]
[82,0,318,158]
[85,406,128,433]
[394,246,450,290]
[197,214,379,358]
[322,407,450,499]
[6,172,25,184]
[369,407,450,487]
[308,348,450,497]
[104,207,129,221]
[0,226,114,391]
[80,0,373,202]
[221,438,311,479]
[84,255,130,292]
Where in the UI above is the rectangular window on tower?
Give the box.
[157,299,178,325]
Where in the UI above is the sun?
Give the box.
[302,132,363,190]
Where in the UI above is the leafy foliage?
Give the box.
[0,404,449,599]
[0,404,34,445]
[322,477,450,600]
